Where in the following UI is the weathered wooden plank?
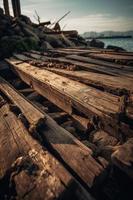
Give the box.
[51,48,102,54]
[0,76,45,129]
[0,75,104,188]
[49,48,115,55]
[6,58,128,137]
[56,48,133,55]
[52,57,133,79]
[89,53,133,62]
[52,48,133,67]
[57,47,114,52]
[66,55,133,72]
[20,52,133,79]
[48,49,88,56]
[42,114,104,187]
[45,68,133,95]
[103,51,133,56]
[7,58,120,111]
[9,53,132,136]
[0,104,21,179]
[0,103,92,200]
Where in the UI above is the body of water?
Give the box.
[100,38,133,52]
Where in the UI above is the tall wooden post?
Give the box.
[11,0,17,17]
[11,0,21,17]
[3,0,10,15]
[16,0,21,17]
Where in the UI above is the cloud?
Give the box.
[62,14,133,33]
[0,1,132,33]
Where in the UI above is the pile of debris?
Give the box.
[0,7,86,59]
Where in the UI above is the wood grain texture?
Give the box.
[7,58,133,138]
[20,52,133,79]
[0,76,45,129]
[66,55,133,74]
[89,53,133,62]
[0,103,93,200]
[0,76,104,188]
[45,68,133,94]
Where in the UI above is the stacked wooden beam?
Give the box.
[1,47,133,199]
[0,95,93,200]
[0,76,107,198]
[9,51,133,139]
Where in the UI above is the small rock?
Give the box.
[40,41,54,51]
[106,45,126,52]
[23,27,40,42]
[59,33,74,47]
[19,15,32,25]
[44,34,65,48]
[89,39,105,48]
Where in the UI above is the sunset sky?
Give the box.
[0,0,133,33]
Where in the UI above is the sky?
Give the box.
[0,0,133,33]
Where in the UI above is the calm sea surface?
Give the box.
[100,38,133,52]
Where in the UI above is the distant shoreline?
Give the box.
[85,35,132,40]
